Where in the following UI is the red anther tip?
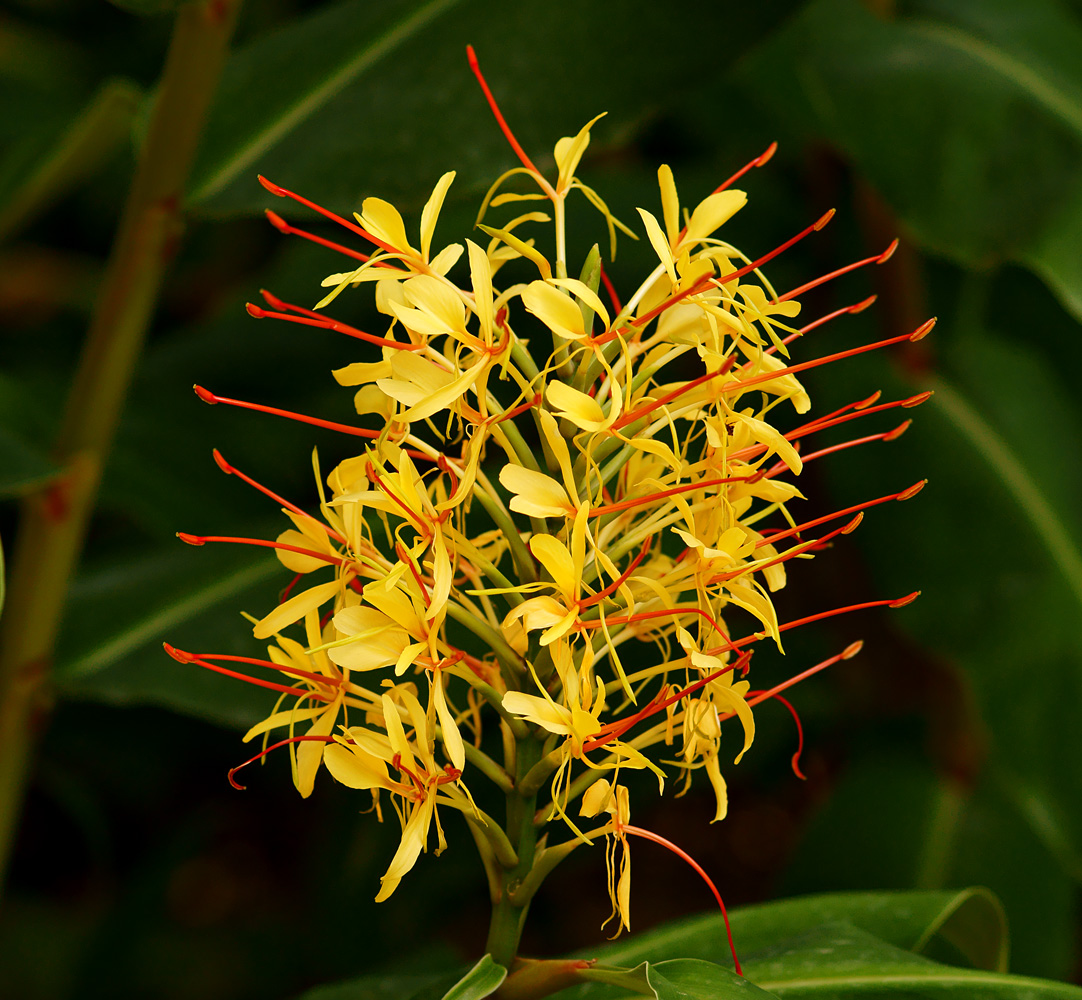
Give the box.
[842,639,864,659]
[910,317,936,341]
[889,591,921,608]
[813,208,836,231]
[227,768,247,791]
[163,642,185,662]
[883,419,912,442]
[877,238,900,263]
[193,384,218,404]
[177,532,205,546]
[212,449,233,474]
[854,390,882,411]
[466,43,478,66]
[851,294,878,314]
[260,288,286,309]
[898,479,927,501]
[265,209,290,232]
[841,512,864,535]
[902,390,934,408]
[246,302,267,318]
[258,175,287,197]
[757,141,778,166]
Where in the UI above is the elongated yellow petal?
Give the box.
[530,533,576,598]
[433,673,465,771]
[295,696,341,798]
[684,190,746,246]
[253,578,339,639]
[522,280,585,340]
[324,742,392,790]
[499,464,571,518]
[359,197,414,254]
[419,171,455,261]
[658,164,679,246]
[547,379,605,430]
[636,207,676,283]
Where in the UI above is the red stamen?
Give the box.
[613,353,738,431]
[579,537,653,609]
[755,481,926,548]
[777,239,898,302]
[228,735,336,790]
[743,641,863,710]
[258,175,397,254]
[184,651,340,689]
[164,643,329,701]
[748,692,805,779]
[280,572,303,603]
[194,385,384,439]
[767,295,878,355]
[212,449,347,544]
[621,824,742,975]
[466,46,543,177]
[177,531,347,568]
[589,473,753,517]
[578,605,728,640]
[599,259,622,313]
[725,320,935,396]
[265,209,371,262]
[366,463,428,534]
[249,293,423,351]
[396,542,431,604]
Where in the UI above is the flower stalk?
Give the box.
[0,0,241,893]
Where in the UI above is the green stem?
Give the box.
[473,486,536,585]
[486,736,544,967]
[446,603,523,678]
[0,0,241,894]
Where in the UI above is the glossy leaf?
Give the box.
[738,0,1082,319]
[648,959,778,999]
[744,923,1082,998]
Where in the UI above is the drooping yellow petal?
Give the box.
[499,464,572,518]
[522,280,586,340]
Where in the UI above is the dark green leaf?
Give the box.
[55,543,284,728]
[648,959,779,999]
[190,0,777,216]
[743,923,1082,998]
[737,0,1082,317]
[297,970,444,1000]
[107,0,187,15]
[0,77,141,242]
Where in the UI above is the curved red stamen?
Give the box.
[767,294,878,356]
[280,572,304,604]
[749,692,805,780]
[228,735,336,790]
[193,385,384,440]
[589,474,753,518]
[466,46,542,177]
[612,353,738,431]
[579,537,653,610]
[621,824,742,975]
[578,605,728,641]
[396,542,431,604]
[741,641,863,712]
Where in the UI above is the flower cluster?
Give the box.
[168,50,927,946]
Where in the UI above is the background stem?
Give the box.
[0,0,242,893]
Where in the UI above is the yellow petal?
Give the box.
[499,464,571,518]
[636,207,676,283]
[547,277,610,331]
[324,742,391,790]
[467,239,494,338]
[274,529,329,574]
[359,197,414,254]
[658,164,679,246]
[295,696,340,798]
[684,190,747,246]
[419,171,455,261]
[433,674,465,771]
[522,280,585,340]
[253,578,340,639]
[530,534,576,598]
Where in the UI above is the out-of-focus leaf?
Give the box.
[0,78,141,242]
[189,0,780,215]
[297,970,444,1000]
[55,542,284,727]
[0,425,57,497]
[108,0,186,15]
[737,0,1082,318]
[0,532,5,620]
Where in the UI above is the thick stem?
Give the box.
[486,735,544,966]
[0,0,242,892]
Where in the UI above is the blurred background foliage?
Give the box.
[1,0,1080,997]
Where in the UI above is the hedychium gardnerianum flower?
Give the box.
[165,46,929,974]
